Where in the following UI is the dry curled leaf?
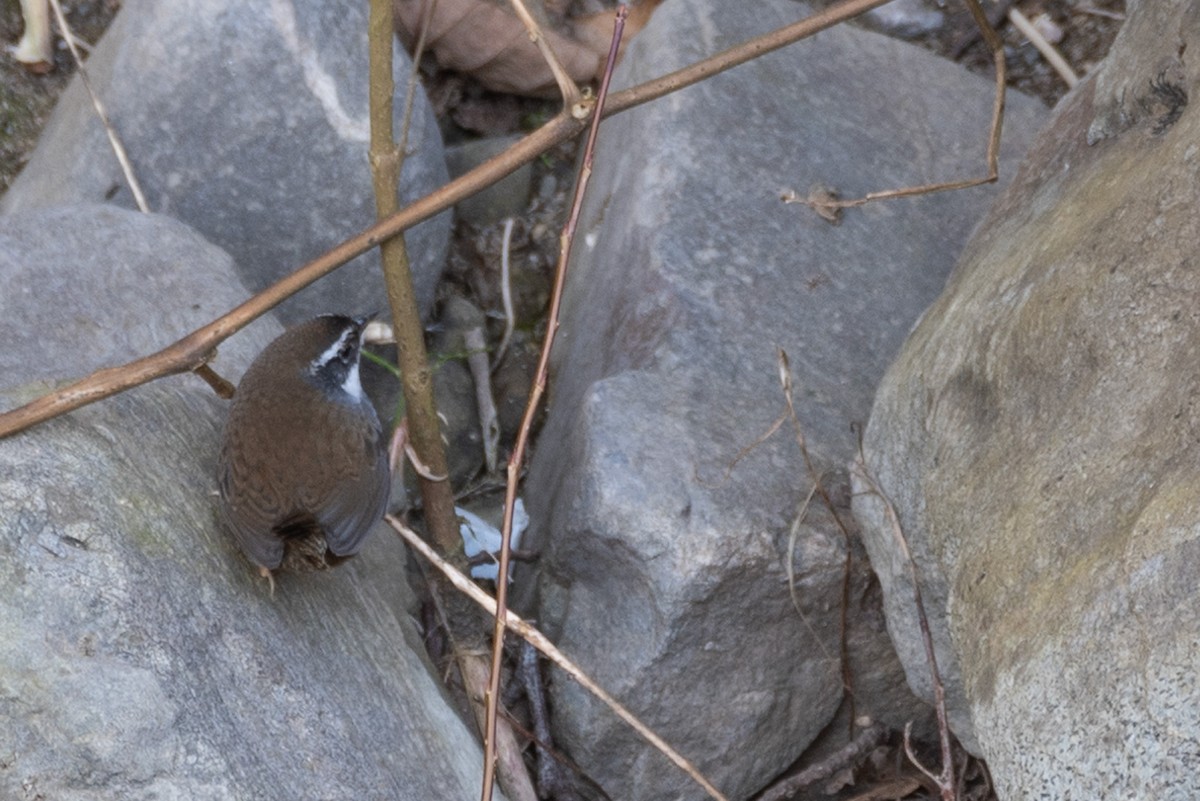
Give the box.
[571,0,661,61]
[394,0,601,97]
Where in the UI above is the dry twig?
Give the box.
[46,0,148,212]
[852,446,957,801]
[465,326,501,473]
[782,0,1006,213]
[0,0,951,440]
[777,349,856,727]
[1007,7,1078,88]
[504,0,582,105]
[480,10,626,800]
[388,514,729,801]
[755,723,887,801]
[493,217,517,368]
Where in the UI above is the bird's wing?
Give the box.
[217,460,287,570]
[317,427,392,558]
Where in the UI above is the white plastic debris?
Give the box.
[457,498,527,582]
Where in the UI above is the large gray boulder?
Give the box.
[853,1,1200,797]
[0,205,491,800]
[0,0,450,324]
[518,1,1047,799]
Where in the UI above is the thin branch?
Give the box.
[776,349,856,726]
[465,326,500,473]
[460,652,541,801]
[192,363,235,399]
[605,0,893,114]
[397,0,438,158]
[755,723,887,801]
[47,0,148,212]
[853,451,957,801]
[504,0,582,106]
[781,0,1005,212]
[388,515,729,801]
[417,553,539,801]
[0,0,965,439]
[481,11,626,800]
[367,0,458,554]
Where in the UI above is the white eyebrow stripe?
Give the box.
[311,327,355,372]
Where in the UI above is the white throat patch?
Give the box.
[341,361,363,400]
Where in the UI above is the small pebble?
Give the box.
[866,0,945,38]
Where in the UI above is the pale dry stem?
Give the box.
[388,515,730,801]
[781,0,1006,215]
[492,217,517,368]
[852,451,957,800]
[47,0,148,212]
[480,9,628,800]
[1007,6,1078,88]
[505,0,582,106]
[0,0,973,440]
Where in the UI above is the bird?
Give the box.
[216,314,391,588]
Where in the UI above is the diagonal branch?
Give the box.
[0,0,959,440]
[390,514,730,801]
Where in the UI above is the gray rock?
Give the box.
[865,0,945,38]
[0,205,494,800]
[0,0,450,325]
[1086,0,1197,143]
[518,1,1047,798]
[853,3,1200,795]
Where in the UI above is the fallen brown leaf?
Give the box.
[394,0,601,97]
[571,0,662,63]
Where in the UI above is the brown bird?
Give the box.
[217,314,391,587]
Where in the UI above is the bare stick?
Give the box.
[47,0,148,212]
[505,0,582,106]
[376,0,461,551]
[777,349,855,724]
[0,0,956,439]
[853,452,956,800]
[755,723,887,801]
[192,363,235,399]
[781,0,1006,213]
[480,12,627,801]
[516,641,579,798]
[418,559,538,801]
[388,515,729,801]
[460,653,540,801]
[606,0,894,113]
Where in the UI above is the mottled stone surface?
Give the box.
[0,205,493,800]
[1,0,450,324]
[854,2,1200,795]
[517,0,1047,798]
